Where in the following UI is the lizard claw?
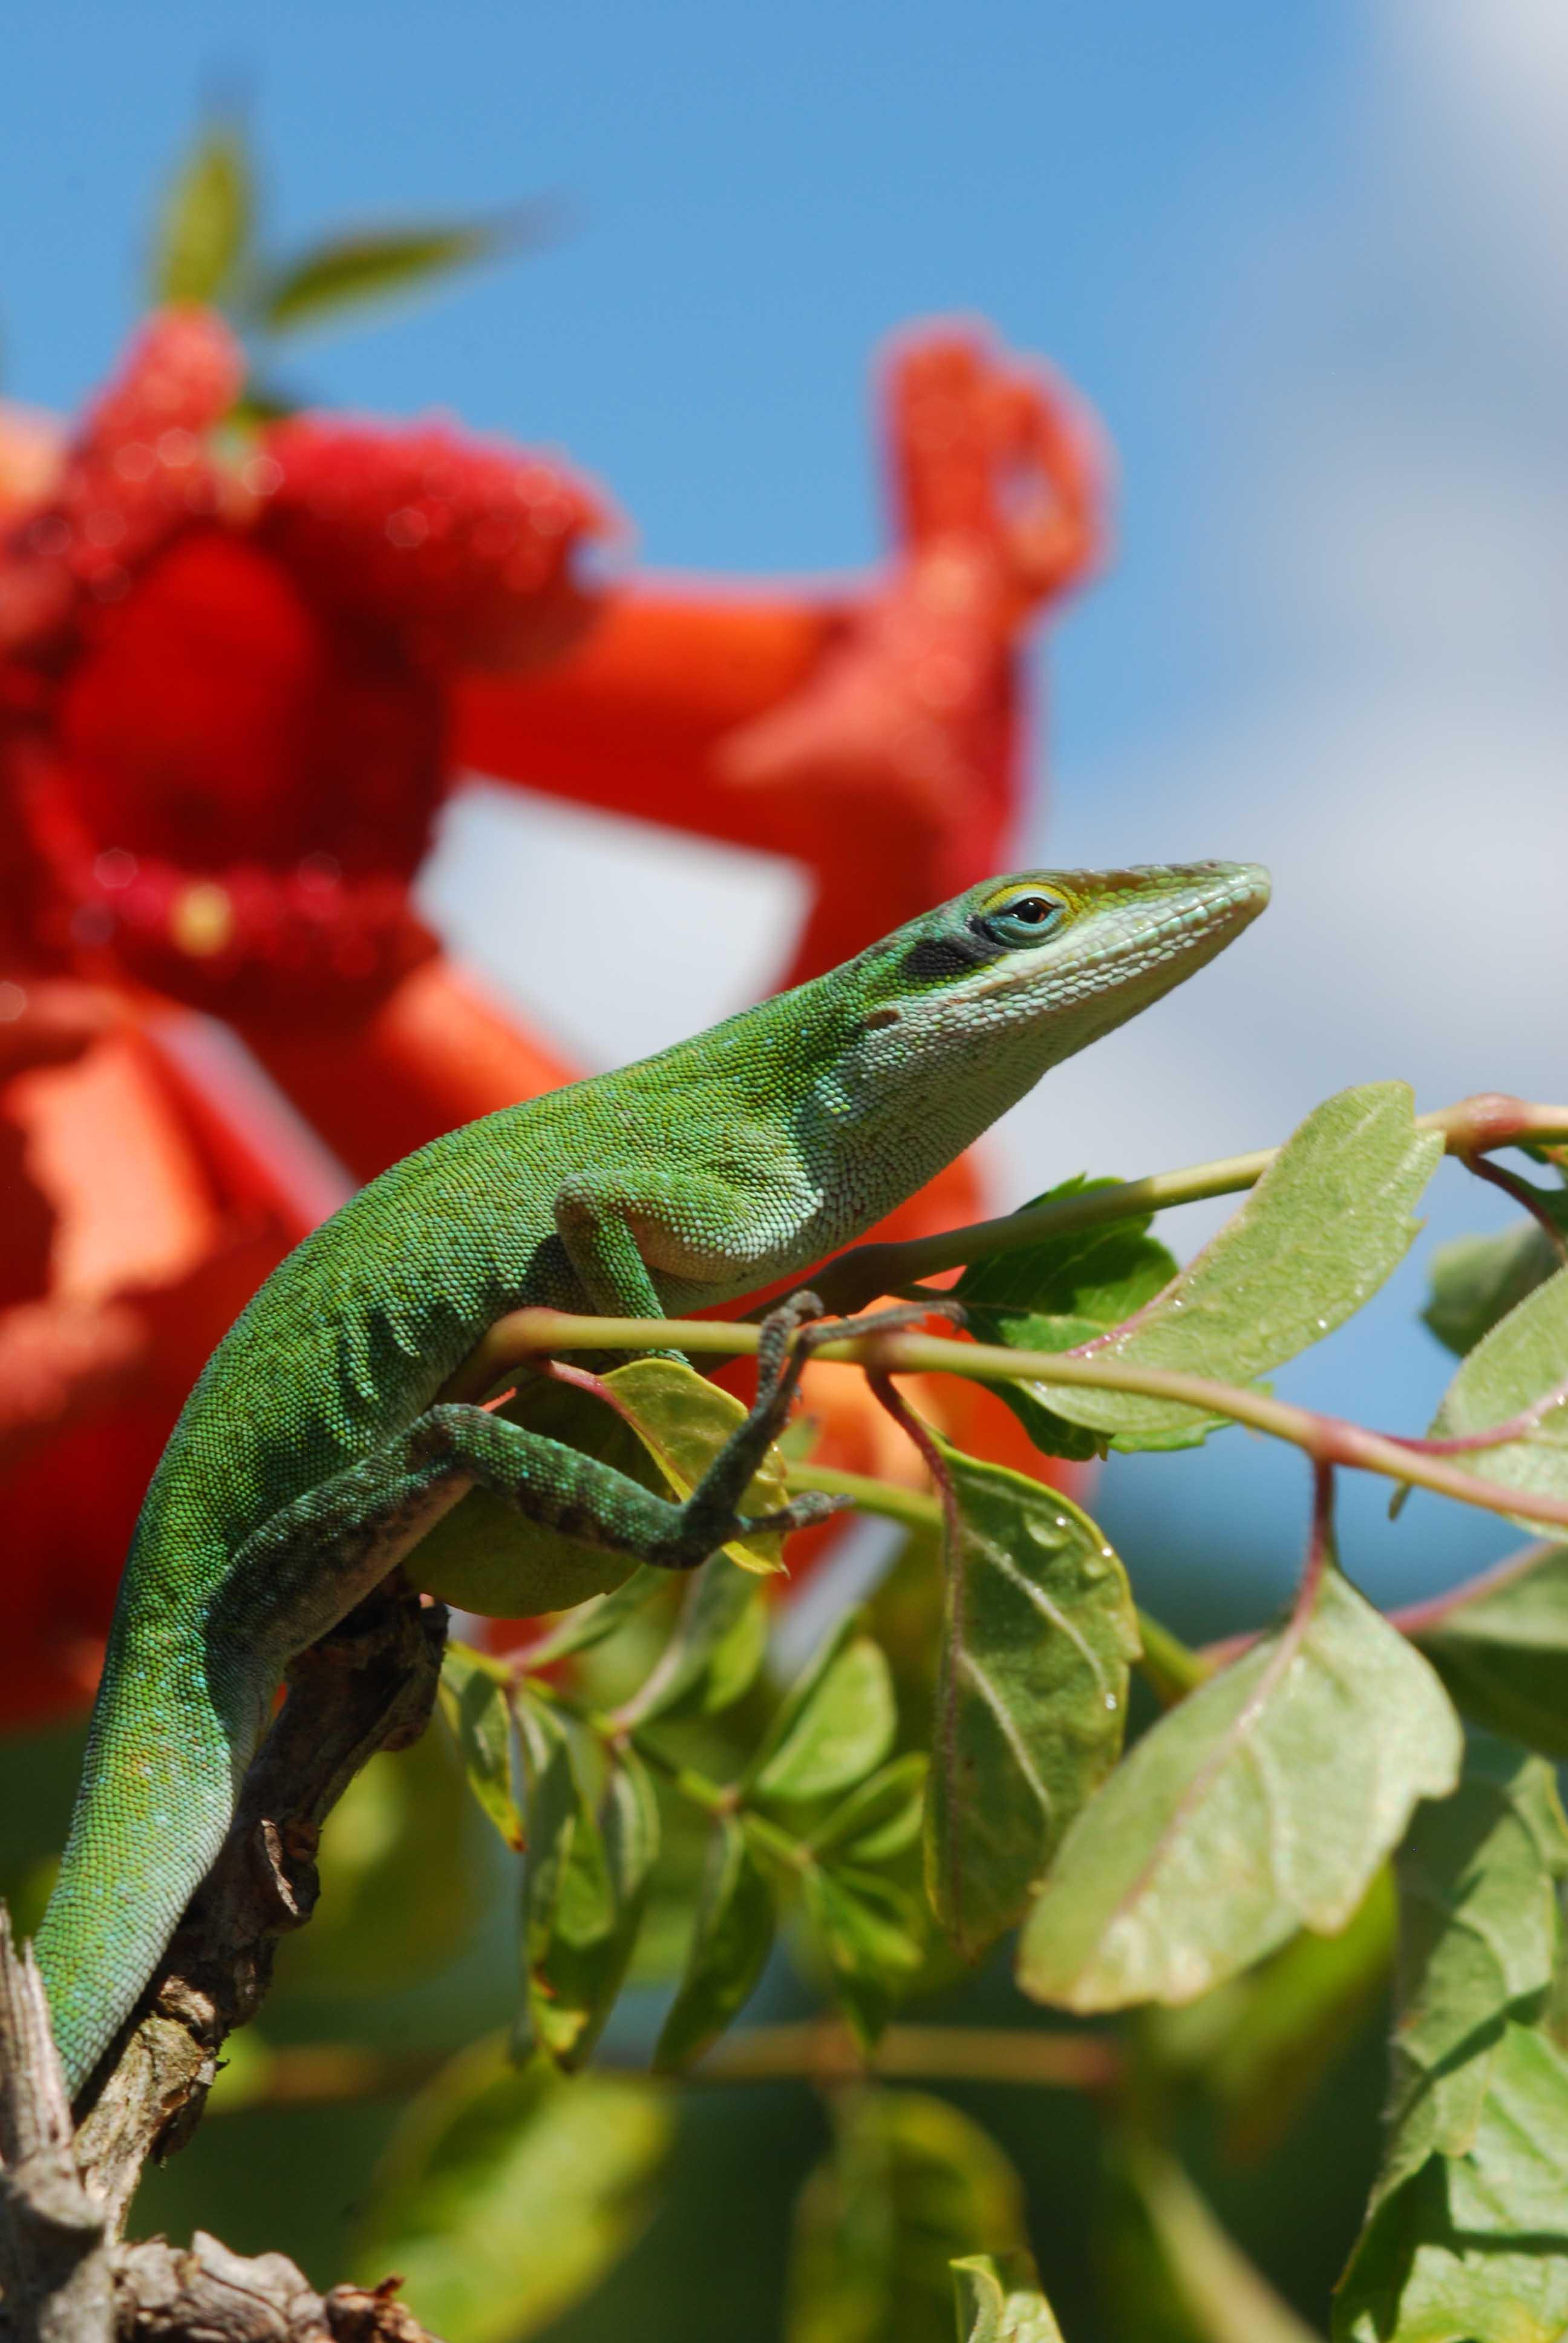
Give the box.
[742,1489,854,1541]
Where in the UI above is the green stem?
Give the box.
[452,1312,1568,1533]
[532,1681,734,1817]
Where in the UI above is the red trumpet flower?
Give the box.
[0,307,1103,1724]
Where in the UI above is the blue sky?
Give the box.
[5,1,1565,1623]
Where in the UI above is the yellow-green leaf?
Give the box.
[951,2252,1067,2343]
[151,119,252,307]
[255,205,551,335]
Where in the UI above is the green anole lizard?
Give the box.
[34,859,1268,2093]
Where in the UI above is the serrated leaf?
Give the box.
[810,1755,928,1862]
[1412,1544,1568,1757]
[1021,1083,1443,1450]
[955,1176,1179,1460]
[786,2088,1030,2343]
[151,119,252,307]
[1423,1191,1568,1358]
[256,205,551,334]
[1019,1560,1461,2011]
[924,1439,1140,1961]
[1336,1749,1568,2343]
[437,1641,522,1849]
[653,1815,774,2071]
[951,2252,1067,2343]
[352,2037,670,2343]
[1423,1267,1568,1527]
[1123,2145,1327,2343]
[799,1861,926,2049]
[751,1610,897,1804]
[407,1355,789,1619]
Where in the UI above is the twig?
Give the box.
[1457,1152,1568,1267]
[0,1910,111,2343]
[690,2019,1122,2094]
[73,1575,447,2233]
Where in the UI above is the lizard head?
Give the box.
[840,860,1270,1104]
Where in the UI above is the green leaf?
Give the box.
[353,2037,670,2343]
[437,1641,522,1850]
[786,2088,1031,2343]
[1411,1544,1568,1757]
[1423,1268,1568,1527]
[151,118,253,307]
[799,1861,926,2049]
[1334,2157,1568,2343]
[1020,1083,1443,1452]
[1423,1190,1568,1358]
[924,1438,1140,1961]
[1018,1560,1461,2011]
[653,1815,775,2071]
[1376,1744,1568,2203]
[255,204,552,335]
[515,1697,606,2063]
[511,1565,667,1670]
[810,1755,929,1862]
[621,1553,766,1726]
[1336,1747,1568,2342]
[1122,2144,1327,2343]
[751,1610,898,1804]
[512,1698,656,2068]
[951,2252,1067,2343]
[407,1355,789,1619]
[955,1176,1180,1461]
[1149,1869,1397,2158]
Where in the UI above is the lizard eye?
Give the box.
[979,891,1067,947]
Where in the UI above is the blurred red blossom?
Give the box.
[0,303,1105,1725]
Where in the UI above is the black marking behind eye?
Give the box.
[864,1006,902,1031]
[901,927,1007,981]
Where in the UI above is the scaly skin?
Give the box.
[35,860,1268,2092]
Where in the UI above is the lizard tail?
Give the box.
[33,1554,268,2097]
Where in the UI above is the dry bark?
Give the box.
[0,1575,447,2343]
